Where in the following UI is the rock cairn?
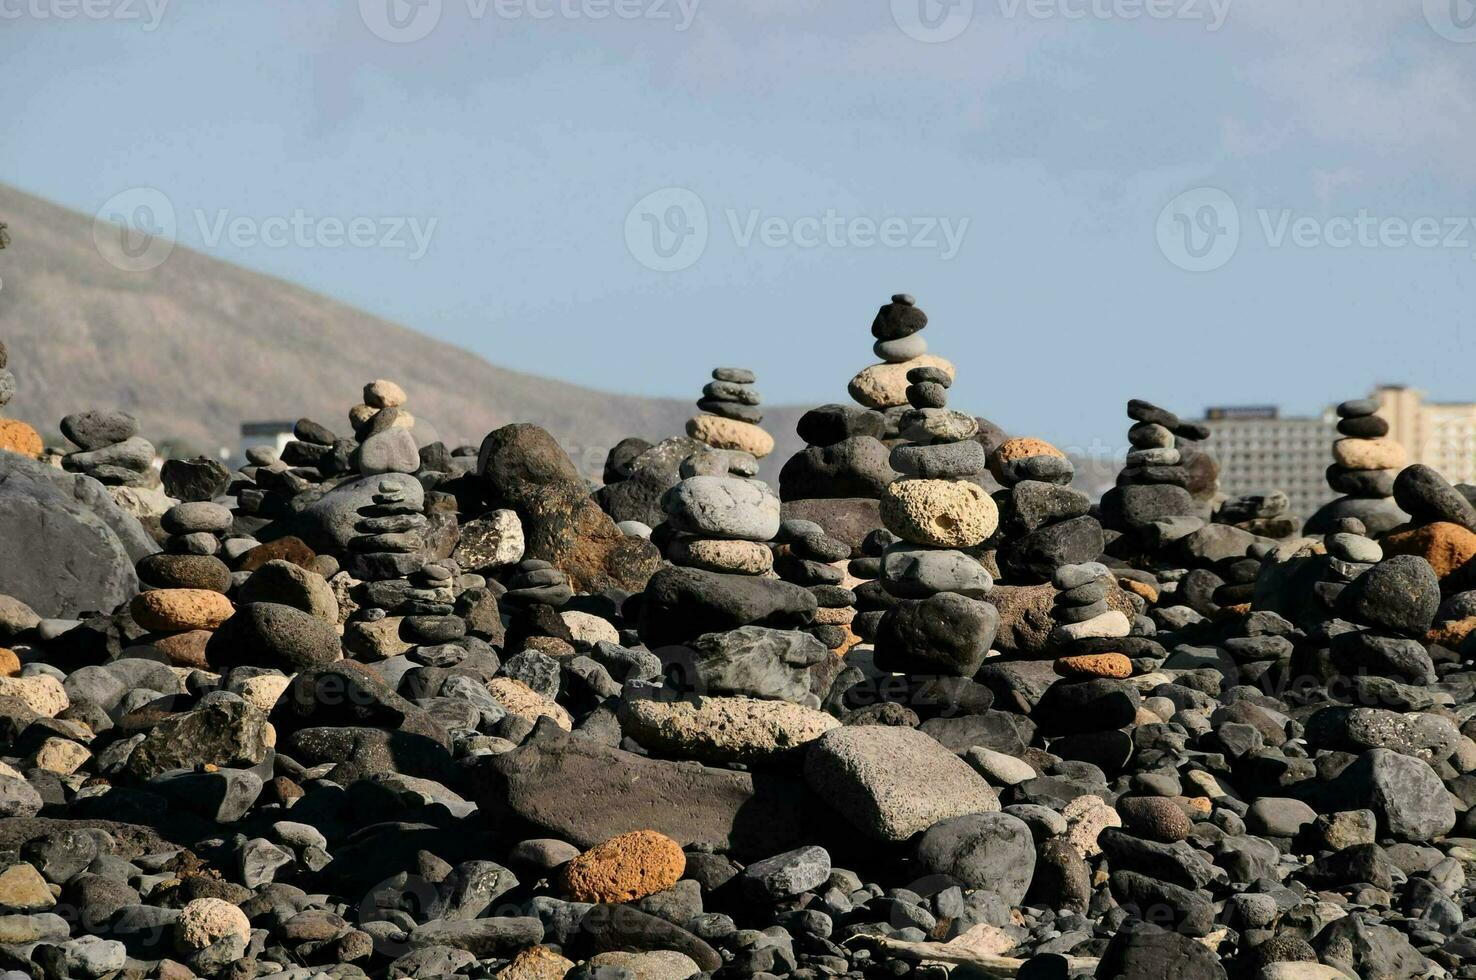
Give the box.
[1305,396,1411,536]
[6,315,1476,980]
[685,367,773,460]
[59,409,156,487]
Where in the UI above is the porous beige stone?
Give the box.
[31,737,91,775]
[364,379,408,408]
[235,673,292,712]
[0,675,69,717]
[847,355,956,409]
[130,589,235,632]
[175,897,250,953]
[620,696,839,763]
[559,829,685,904]
[496,945,577,979]
[487,677,573,731]
[1063,794,1120,858]
[685,415,775,458]
[880,479,998,548]
[560,610,620,647]
[1332,437,1406,471]
[667,537,774,575]
[0,862,55,911]
[1055,653,1133,679]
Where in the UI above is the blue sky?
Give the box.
[3,0,1474,452]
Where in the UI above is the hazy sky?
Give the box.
[3,0,1474,452]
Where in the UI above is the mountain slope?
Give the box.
[0,183,805,472]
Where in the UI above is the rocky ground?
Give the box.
[1,296,1475,980]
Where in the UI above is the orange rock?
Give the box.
[130,590,234,632]
[0,648,20,677]
[1185,796,1212,814]
[152,630,212,669]
[831,624,862,657]
[0,420,43,458]
[1429,616,1476,648]
[1119,578,1158,603]
[1383,522,1476,580]
[987,437,1066,482]
[559,830,685,904]
[1055,653,1133,679]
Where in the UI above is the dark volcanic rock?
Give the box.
[479,424,662,592]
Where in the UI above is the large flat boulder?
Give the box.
[473,719,809,857]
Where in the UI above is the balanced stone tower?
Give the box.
[871,363,1001,679]
[1101,399,1212,562]
[1304,396,1410,537]
[686,367,773,461]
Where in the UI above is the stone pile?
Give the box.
[59,409,157,488]
[685,367,774,461]
[1306,396,1411,536]
[4,313,1476,980]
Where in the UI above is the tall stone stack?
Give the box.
[987,435,1101,584]
[662,454,780,580]
[1305,397,1410,537]
[685,368,774,461]
[351,380,425,478]
[1100,399,1212,560]
[59,409,156,488]
[772,517,859,656]
[871,369,1001,679]
[345,477,430,582]
[0,340,44,458]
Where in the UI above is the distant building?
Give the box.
[1201,386,1476,521]
[1202,406,1337,520]
[1375,386,1476,487]
[239,421,295,464]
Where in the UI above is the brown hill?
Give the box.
[0,183,805,475]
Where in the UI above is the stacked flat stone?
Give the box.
[870,369,1000,679]
[0,340,44,458]
[1100,399,1211,555]
[847,294,955,417]
[773,518,859,655]
[59,409,156,487]
[345,477,429,581]
[988,434,1101,585]
[661,445,782,579]
[1305,397,1410,537]
[685,368,774,461]
[1049,561,1131,648]
[280,416,356,479]
[131,520,238,671]
[1216,490,1300,541]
